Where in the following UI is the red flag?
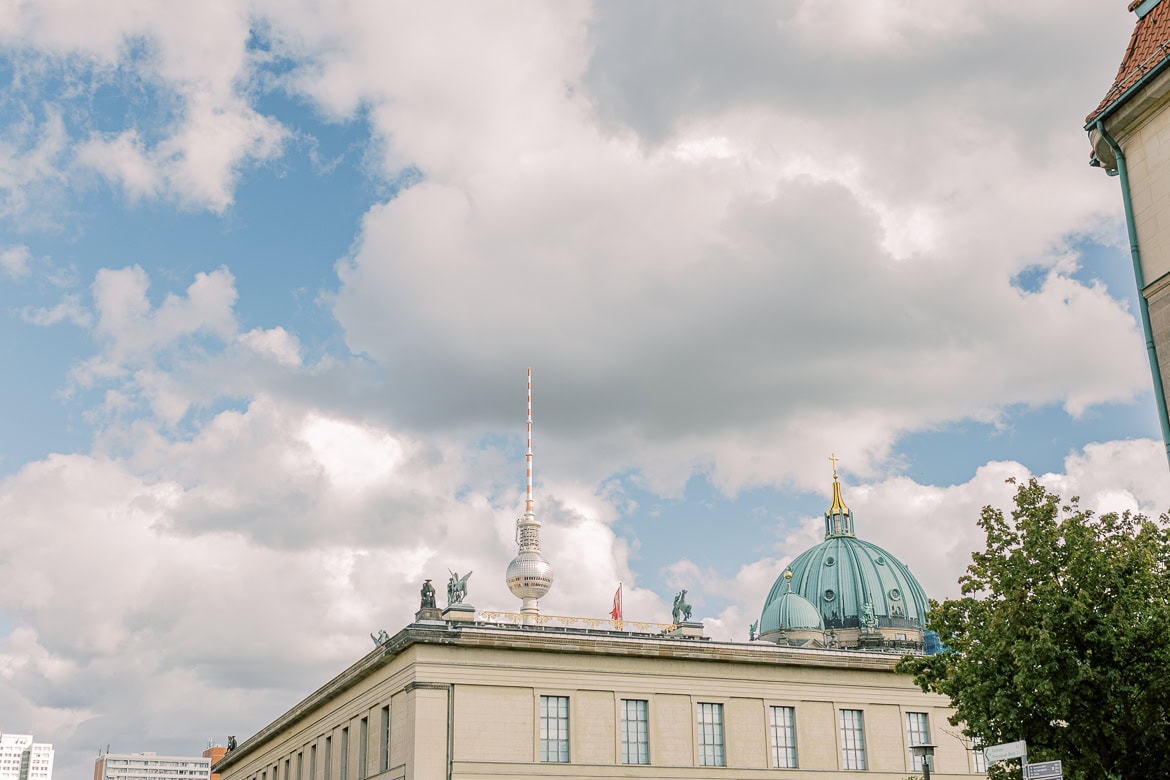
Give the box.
[610,583,623,620]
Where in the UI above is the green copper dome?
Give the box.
[780,535,928,629]
[759,571,824,636]
[760,470,929,639]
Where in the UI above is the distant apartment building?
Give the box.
[93,753,211,780]
[0,733,54,780]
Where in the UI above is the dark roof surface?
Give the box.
[1088,0,1170,123]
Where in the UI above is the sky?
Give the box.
[2,0,1170,775]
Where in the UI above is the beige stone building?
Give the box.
[1087,0,1170,460]
[214,620,986,780]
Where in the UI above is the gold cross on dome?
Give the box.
[828,452,840,478]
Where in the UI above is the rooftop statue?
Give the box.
[448,570,473,606]
[370,629,390,647]
[749,620,758,641]
[861,601,878,631]
[227,736,237,752]
[672,589,693,624]
[419,579,436,609]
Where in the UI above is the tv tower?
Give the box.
[505,368,553,620]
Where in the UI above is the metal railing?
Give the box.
[474,611,678,634]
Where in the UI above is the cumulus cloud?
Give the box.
[91,266,238,358]
[0,108,69,222]
[21,294,91,327]
[32,265,244,425]
[0,394,664,756]
[270,0,1142,500]
[74,131,163,202]
[237,327,302,368]
[1,0,286,212]
[1,245,32,278]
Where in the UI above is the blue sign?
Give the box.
[1024,760,1062,779]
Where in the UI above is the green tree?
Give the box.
[898,478,1170,780]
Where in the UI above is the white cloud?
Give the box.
[299,414,403,494]
[237,327,302,367]
[0,108,68,222]
[75,131,162,202]
[270,1,1143,499]
[157,95,286,211]
[46,265,246,424]
[1,245,32,278]
[21,293,91,327]
[1040,438,1170,514]
[785,0,982,53]
[91,265,238,361]
[2,0,286,212]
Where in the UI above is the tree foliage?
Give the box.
[898,478,1170,780]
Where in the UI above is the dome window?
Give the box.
[823,589,836,602]
[888,588,902,600]
[875,556,886,565]
[824,556,836,567]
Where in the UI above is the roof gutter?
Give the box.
[1084,42,1170,129]
[1093,119,1170,466]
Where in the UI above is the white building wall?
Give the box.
[98,754,211,780]
[0,734,52,780]
[24,743,52,780]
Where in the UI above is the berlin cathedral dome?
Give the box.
[759,465,930,651]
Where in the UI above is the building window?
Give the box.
[971,738,988,772]
[340,728,349,780]
[839,709,867,770]
[379,706,390,772]
[296,753,302,780]
[697,702,726,767]
[358,718,368,780]
[309,746,317,780]
[539,695,570,762]
[323,737,331,780]
[769,705,797,768]
[619,699,649,765]
[284,759,290,780]
[906,712,930,770]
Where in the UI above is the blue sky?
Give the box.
[1,1,1169,775]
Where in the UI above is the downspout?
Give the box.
[446,684,454,780]
[1094,119,1170,465]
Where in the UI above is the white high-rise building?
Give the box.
[93,753,210,780]
[0,733,54,780]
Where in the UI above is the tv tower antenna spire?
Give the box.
[506,368,553,621]
[526,367,534,517]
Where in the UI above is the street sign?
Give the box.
[1024,760,1063,779]
[984,740,1028,761]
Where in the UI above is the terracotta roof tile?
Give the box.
[1087,1,1170,123]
